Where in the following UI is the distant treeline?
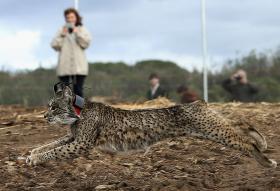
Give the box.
[1,49,280,106]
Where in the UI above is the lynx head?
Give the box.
[44,85,79,125]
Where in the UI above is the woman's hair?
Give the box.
[64,8,83,26]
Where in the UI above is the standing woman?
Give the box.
[51,8,91,97]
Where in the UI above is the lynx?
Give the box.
[26,86,277,168]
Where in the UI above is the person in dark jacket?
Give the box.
[177,85,199,103]
[222,69,258,102]
[147,73,167,100]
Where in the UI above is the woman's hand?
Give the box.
[73,27,79,33]
[61,27,68,37]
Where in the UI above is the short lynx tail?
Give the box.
[249,143,277,168]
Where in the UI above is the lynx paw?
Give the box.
[269,159,277,168]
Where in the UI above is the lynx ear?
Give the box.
[54,82,66,98]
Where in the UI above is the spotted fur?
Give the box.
[26,86,277,168]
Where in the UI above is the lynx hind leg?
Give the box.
[249,143,277,168]
[183,106,276,168]
[220,132,276,168]
[215,129,276,168]
[213,131,277,168]
[244,126,267,152]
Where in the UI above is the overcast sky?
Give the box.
[0,0,279,71]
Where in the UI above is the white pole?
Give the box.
[74,0,79,10]
[201,0,208,102]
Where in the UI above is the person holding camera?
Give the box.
[51,8,91,97]
[222,69,258,102]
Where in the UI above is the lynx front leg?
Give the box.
[30,135,74,156]
[26,141,92,165]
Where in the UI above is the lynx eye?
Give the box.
[50,106,57,110]
[49,103,58,111]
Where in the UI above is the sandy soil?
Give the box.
[0,100,279,191]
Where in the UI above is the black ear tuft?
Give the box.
[53,82,74,102]
[54,82,67,98]
[54,82,66,93]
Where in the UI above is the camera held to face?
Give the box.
[65,22,74,33]
[235,75,242,81]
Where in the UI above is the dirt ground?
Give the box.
[0,99,279,191]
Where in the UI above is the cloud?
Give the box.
[88,37,203,71]
[0,29,41,71]
[1,0,280,72]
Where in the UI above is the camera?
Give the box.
[235,75,242,81]
[65,23,74,33]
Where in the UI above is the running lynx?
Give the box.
[26,86,277,168]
